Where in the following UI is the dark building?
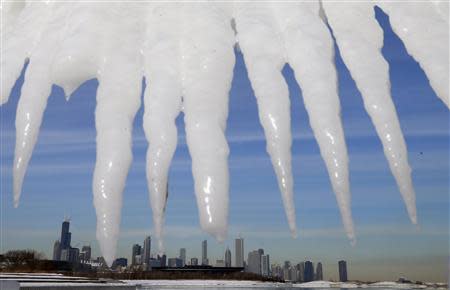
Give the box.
[158,254,167,267]
[60,220,71,250]
[191,257,198,266]
[68,247,80,263]
[112,258,128,269]
[316,262,323,280]
[132,244,142,265]
[225,248,232,268]
[150,258,161,267]
[338,260,348,282]
[304,261,314,282]
[81,245,91,263]
[202,240,208,265]
[52,240,61,261]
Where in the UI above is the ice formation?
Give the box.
[1,1,448,266]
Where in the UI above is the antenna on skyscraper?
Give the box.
[64,214,71,222]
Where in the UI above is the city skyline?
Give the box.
[50,218,345,282]
[1,6,448,283]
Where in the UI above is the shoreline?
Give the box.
[1,273,447,289]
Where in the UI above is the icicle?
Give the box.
[322,2,417,224]
[93,73,141,267]
[92,4,143,266]
[143,3,182,253]
[12,3,69,207]
[13,56,53,208]
[273,2,355,242]
[234,3,297,237]
[377,1,449,108]
[181,3,235,242]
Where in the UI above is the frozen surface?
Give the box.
[2,1,448,265]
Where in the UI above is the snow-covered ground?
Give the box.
[294,280,446,289]
[122,280,447,289]
[1,275,447,289]
[122,279,288,288]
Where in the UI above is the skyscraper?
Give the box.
[261,255,270,277]
[338,260,348,282]
[247,250,262,275]
[304,261,314,282]
[225,247,232,267]
[235,237,244,267]
[60,219,71,250]
[179,248,186,267]
[283,261,291,281]
[132,244,142,265]
[316,262,323,280]
[143,236,151,266]
[297,262,305,282]
[52,240,61,261]
[202,240,208,265]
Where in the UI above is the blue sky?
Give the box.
[1,7,448,282]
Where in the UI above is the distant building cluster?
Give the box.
[51,218,349,281]
[52,219,92,265]
[52,219,117,269]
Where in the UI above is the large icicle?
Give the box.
[13,54,53,208]
[92,4,143,266]
[273,2,355,242]
[234,3,297,237]
[322,2,417,224]
[1,1,53,104]
[377,1,449,108]
[143,3,182,253]
[12,3,70,207]
[181,3,235,241]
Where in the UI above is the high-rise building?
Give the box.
[283,261,291,281]
[132,244,142,265]
[156,254,166,267]
[81,245,91,262]
[304,261,314,282]
[60,220,71,250]
[179,248,186,267]
[225,247,232,267]
[316,262,323,280]
[143,236,151,266]
[52,240,61,261]
[235,237,244,267]
[202,240,208,265]
[338,260,348,282]
[271,264,283,279]
[191,257,198,266]
[296,262,305,282]
[290,266,298,281]
[261,255,270,277]
[247,250,262,275]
